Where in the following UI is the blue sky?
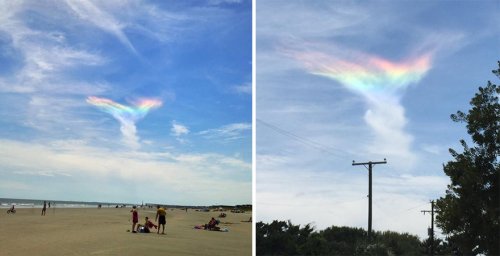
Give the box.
[256,0,499,239]
[0,0,251,205]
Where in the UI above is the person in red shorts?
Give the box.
[155,205,166,234]
[131,205,139,233]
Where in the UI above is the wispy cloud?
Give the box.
[13,170,72,177]
[208,0,243,6]
[199,123,251,141]
[233,83,252,94]
[64,0,136,54]
[0,181,32,191]
[420,144,445,155]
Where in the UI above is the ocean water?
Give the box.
[0,198,127,208]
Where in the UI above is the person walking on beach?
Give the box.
[155,205,167,235]
[131,206,139,233]
[41,201,47,216]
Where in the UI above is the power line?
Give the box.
[259,196,367,208]
[257,118,350,158]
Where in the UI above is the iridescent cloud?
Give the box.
[285,46,434,168]
[87,96,162,149]
[287,50,432,95]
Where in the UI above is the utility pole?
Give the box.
[352,159,387,240]
[421,200,435,256]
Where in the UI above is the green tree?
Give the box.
[435,62,500,255]
[256,220,424,255]
[256,220,314,255]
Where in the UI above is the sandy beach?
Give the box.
[0,207,252,256]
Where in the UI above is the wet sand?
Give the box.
[0,207,252,255]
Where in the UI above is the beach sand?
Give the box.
[0,207,252,256]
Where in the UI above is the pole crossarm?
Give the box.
[352,160,387,166]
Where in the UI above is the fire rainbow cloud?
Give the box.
[287,50,432,95]
[86,96,162,121]
[283,46,434,167]
[86,96,162,149]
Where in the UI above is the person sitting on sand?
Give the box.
[137,217,158,233]
[145,217,158,230]
[205,217,219,231]
[130,206,139,233]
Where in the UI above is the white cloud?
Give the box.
[13,170,72,177]
[64,0,136,53]
[118,118,139,149]
[363,98,416,169]
[171,121,190,137]
[208,0,243,5]
[257,1,369,40]
[233,83,252,94]
[0,139,251,204]
[199,122,251,141]
[0,1,110,144]
[420,144,445,155]
[142,140,153,145]
[0,181,31,191]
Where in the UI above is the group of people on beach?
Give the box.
[130,205,167,234]
[6,201,54,215]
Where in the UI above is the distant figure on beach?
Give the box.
[41,201,47,216]
[48,202,51,208]
[131,206,138,233]
[7,204,15,214]
[155,205,167,234]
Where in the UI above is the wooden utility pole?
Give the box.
[422,200,436,256]
[352,159,387,239]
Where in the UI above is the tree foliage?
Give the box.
[435,61,500,255]
[256,220,437,255]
